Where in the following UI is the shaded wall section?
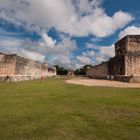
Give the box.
[108,55,125,75]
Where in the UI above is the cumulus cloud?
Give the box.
[76,56,93,65]
[41,33,56,47]
[0,36,45,62]
[19,50,45,62]
[76,44,115,68]
[0,31,77,65]
[0,0,134,37]
[119,26,140,39]
[0,0,135,68]
[0,36,22,53]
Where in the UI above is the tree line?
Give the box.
[54,65,92,75]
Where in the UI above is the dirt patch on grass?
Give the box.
[66,79,140,88]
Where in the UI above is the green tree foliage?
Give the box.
[74,64,93,75]
[54,65,68,75]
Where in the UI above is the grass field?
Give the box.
[0,78,140,140]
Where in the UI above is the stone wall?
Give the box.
[108,55,125,75]
[125,53,140,76]
[86,62,108,79]
[126,35,140,53]
[115,36,127,56]
[0,53,16,75]
[110,35,140,77]
[86,35,140,82]
[16,56,42,78]
[0,52,56,82]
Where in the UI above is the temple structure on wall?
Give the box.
[86,35,140,82]
[0,52,56,82]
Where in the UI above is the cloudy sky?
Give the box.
[0,0,140,69]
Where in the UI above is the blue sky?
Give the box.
[0,0,140,69]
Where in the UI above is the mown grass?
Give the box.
[0,78,140,140]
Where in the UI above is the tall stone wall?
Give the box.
[86,62,108,79]
[0,53,16,75]
[125,53,140,76]
[15,56,56,78]
[87,35,140,82]
[115,35,140,55]
[126,35,140,53]
[112,35,140,76]
[108,55,125,75]
[16,56,42,78]
[115,37,127,56]
[0,52,56,82]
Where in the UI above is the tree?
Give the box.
[54,65,68,75]
[74,64,93,75]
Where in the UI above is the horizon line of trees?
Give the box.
[54,65,93,75]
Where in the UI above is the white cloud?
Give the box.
[19,50,45,62]
[119,26,140,39]
[76,44,115,67]
[0,0,135,68]
[76,56,93,65]
[0,0,134,37]
[99,45,115,58]
[41,35,77,55]
[0,30,77,66]
[0,36,22,53]
[82,50,96,58]
[41,33,56,47]
[0,36,45,62]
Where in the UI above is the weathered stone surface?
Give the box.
[86,35,140,82]
[0,53,56,82]
[86,62,108,79]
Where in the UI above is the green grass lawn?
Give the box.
[0,78,140,140]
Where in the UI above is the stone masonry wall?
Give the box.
[108,55,125,75]
[15,56,56,78]
[16,56,42,78]
[0,53,16,75]
[125,54,140,76]
[115,36,127,56]
[126,35,140,53]
[0,53,56,82]
[86,62,108,79]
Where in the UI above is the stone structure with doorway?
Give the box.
[86,35,140,82]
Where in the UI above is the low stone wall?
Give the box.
[129,76,140,83]
[0,75,39,82]
[87,75,140,83]
[112,75,140,83]
[113,75,133,82]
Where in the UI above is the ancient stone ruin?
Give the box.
[86,35,140,82]
[67,69,75,77]
[0,53,56,82]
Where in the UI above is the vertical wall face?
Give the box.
[0,52,56,81]
[0,54,16,75]
[86,62,108,78]
[115,37,127,56]
[124,36,140,76]
[126,36,140,53]
[108,55,125,75]
[16,56,42,77]
[15,56,56,77]
[125,55,140,76]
